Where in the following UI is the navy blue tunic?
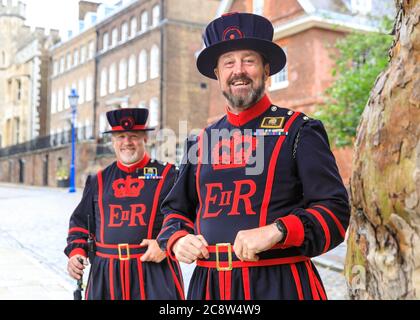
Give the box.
[65,154,184,300]
[157,95,350,300]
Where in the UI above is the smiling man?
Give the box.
[157,13,350,300]
[64,108,184,300]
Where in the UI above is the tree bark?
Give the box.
[345,0,420,299]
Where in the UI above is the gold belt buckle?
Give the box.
[118,243,130,261]
[216,243,233,271]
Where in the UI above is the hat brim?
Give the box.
[197,38,287,80]
[103,128,156,134]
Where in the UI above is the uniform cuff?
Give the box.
[167,230,190,260]
[279,215,305,247]
[69,248,87,258]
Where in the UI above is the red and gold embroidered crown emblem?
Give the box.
[212,131,258,170]
[112,175,145,198]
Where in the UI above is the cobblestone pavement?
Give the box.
[0,183,348,300]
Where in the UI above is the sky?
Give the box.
[22,0,115,37]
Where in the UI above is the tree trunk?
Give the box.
[345,0,420,299]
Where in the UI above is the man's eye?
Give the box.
[224,60,234,66]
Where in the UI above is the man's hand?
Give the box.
[233,224,283,262]
[172,234,209,264]
[140,239,167,263]
[67,254,88,280]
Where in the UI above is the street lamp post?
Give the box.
[68,89,79,193]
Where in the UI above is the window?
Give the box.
[51,92,57,114]
[121,22,128,43]
[80,45,86,64]
[140,11,148,33]
[138,50,147,83]
[73,49,79,67]
[86,75,93,102]
[99,114,107,135]
[66,53,72,70]
[128,54,136,87]
[111,28,118,47]
[150,45,159,79]
[109,63,117,94]
[88,41,95,60]
[58,89,63,112]
[60,57,65,73]
[149,97,159,127]
[78,79,85,104]
[100,68,108,97]
[269,47,289,91]
[119,58,127,91]
[65,86,70,109]
[85,119,92,139]
[103,32,109,51]
[16,80,22,101]
[53,61,58,76]
[130,17,137,38]
[152,5,160,27]
[351,0,372,14]
[253,0,264,15]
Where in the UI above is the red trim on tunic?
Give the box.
[109,259,115,300]
[313,270,328,300]
[306,208,331,253]
[137,258,146,300]
[225,271,232,300]
[242,267,251,300]
[259,112,301,227]
[120,260,125,300]
[147,163,172,239]
[166,256,185,300]
[219,271,225,300]
[226,95,272,127]
[116,153,150,173]
[195,130,205,235]
[97,170,105,243]
[205,271,211,300]
[69,227,89,235]
[125,260,130,300]
[278,215,305,247]
[313,205,346,238]
[290,264,304,300]
[305,260,320,300]
[69,248,87,258]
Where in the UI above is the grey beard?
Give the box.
[223,81,265,110]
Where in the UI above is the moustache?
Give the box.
[228,76,253,85]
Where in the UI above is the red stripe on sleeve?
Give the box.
[313,205,346,238]
[306,208,331,253]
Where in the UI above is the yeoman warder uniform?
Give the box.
[157,13,350,300]
[64,108,184,300]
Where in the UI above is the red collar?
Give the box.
[117,153,150,173]
[226,95,272,127]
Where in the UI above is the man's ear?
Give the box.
[214,68,219,80]
[264,64,270,81]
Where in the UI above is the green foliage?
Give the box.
[314,18,393,147]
